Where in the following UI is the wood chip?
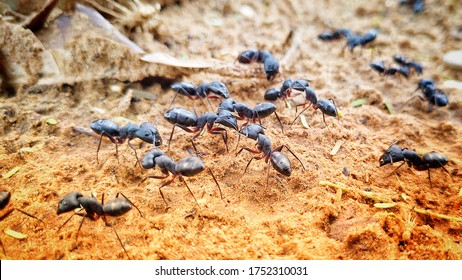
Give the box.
[5,229,28,239]
[330,140,344,156]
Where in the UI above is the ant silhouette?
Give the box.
[139,149,222,208]
[379,144,453,187]
[57,191,142,260]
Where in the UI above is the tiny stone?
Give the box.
[443,50,462,70]
[342,167,350,176]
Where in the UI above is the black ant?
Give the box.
[236,49,280,80]
[318,28,377,52]
[89,119,162,165]
[408,79,448,111]
[0,190,43,256]
[170,81,230,110]
[218,98,284,133]
[370,61,410,79]
[139,149,222,208]
[163,107,238,152]
[379,144,453,187]
[393,54,423,75]
[236,133,305,186]
[57,191,142,260]
[399,0,425,14]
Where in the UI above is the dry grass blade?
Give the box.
[5,229,28,239]
[330,140,344,156]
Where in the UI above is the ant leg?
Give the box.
[76,214,86,242]
[322,112,329,128]
[127,140,141,168]
[291,106,310,125]
[329,98,340,123]
[427,169,433,188]
[385,162,406,177]
[209,127,229,152]
[158,176,177,208]
[266,160,271,187]
[0,238,5,256]
[96,132,119,165]
[57,210,81,233]
[103,217,131,260]
[116,193,143,217]
[15,208,44,222]
[178,176,199,206]
[206,168,223,199]
[0,209,14,221]
[244,154,266,174]
[276,145,306,171]
[138,174,169,187]
[169,90,181,109]
[273,111,284,133]
[236,147,260,157]
[167,125,176,151]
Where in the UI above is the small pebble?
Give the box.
[443,50,462,70]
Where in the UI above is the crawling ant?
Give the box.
[163,107,238,152]
[370,61,410,79]
[221,98,284,133]
[265,79,316,111]
[318,28,377,52]
[139,150,222,208]
[399,0,425,14]
[318,28,351,41]
[236,49,280,80]
[90,119,162,165]
[236,133,305,185]
[170,81,230,110]
[379,144,453,187]
[393,54,423,75]
[57,191,142,260]
[0,190,43,256]
[409,79,448,111]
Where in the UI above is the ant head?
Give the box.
[141,149,165,169]
[263,57,280,81]
[291,80,310,91]
[418,78,434,89]
[370,61,385,73]
[379,144,405,166]
[393,54,407,64]
[136,122,162,146]
[216,112,238,131]
[57,192,83,215]
[264,88,280,101]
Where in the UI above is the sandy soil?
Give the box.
[0,0,461,260]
